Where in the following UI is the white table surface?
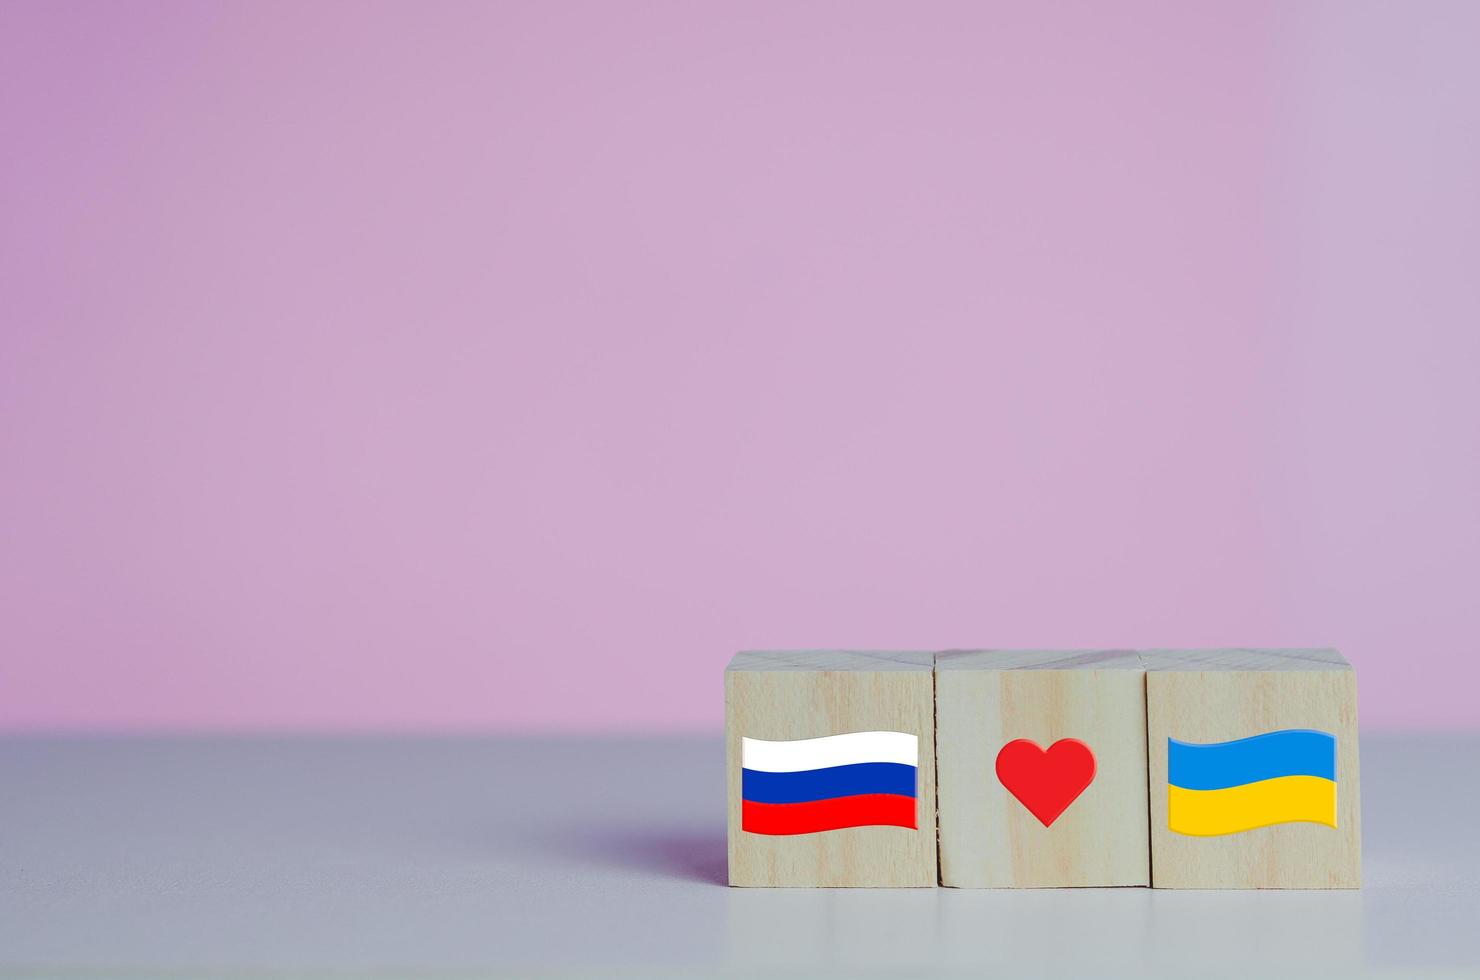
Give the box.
[1,735,1476,978]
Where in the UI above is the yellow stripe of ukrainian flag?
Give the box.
[1168,774,1337,836]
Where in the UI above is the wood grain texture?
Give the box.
[728,650,935,672]
[726,651,936,887]
[935,650,1150,888]
[1145,649,1361,889]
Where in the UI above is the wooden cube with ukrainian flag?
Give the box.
[725,651,937,887]
[1145,649,1361,888]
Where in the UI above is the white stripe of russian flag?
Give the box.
[741,731,918,772]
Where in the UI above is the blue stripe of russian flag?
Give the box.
[742,761,917,803]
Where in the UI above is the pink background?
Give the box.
[2,1,1476,732]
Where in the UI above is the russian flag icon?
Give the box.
[740,731,918,835]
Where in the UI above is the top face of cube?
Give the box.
[1140,648,1350,672]
[936,649,1145,672]
[727,650,934,672]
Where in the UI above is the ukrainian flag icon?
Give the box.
[1168,729,1337,836]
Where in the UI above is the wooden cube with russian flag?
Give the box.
[725,651,937,887]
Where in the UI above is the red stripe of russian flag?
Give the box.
[742,793,916,834]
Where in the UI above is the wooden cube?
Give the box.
[935,650,1150,887]
[725,651,937,887]
[1144,648,1361,888]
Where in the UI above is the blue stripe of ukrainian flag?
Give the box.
[1168,729,1337,836]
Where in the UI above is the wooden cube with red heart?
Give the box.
[935,650,1150,887]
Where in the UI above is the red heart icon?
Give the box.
[994,738,1096,827]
